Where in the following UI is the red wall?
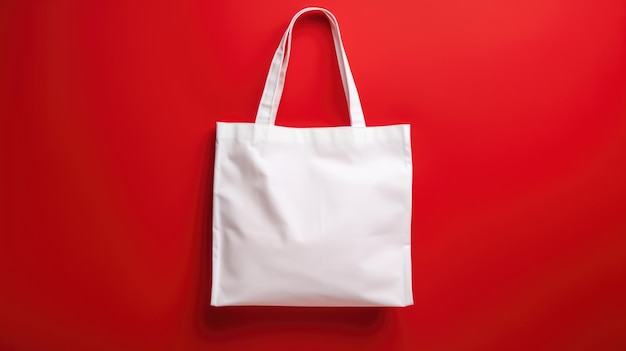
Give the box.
[1,1,625,350]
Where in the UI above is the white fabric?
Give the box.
[211,7,413,307]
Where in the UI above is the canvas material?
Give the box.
[211,7,414,307]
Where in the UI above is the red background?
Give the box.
[1,1,626,350]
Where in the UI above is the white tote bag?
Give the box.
[211,7,413,307]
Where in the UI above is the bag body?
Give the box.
[211,7,413,307]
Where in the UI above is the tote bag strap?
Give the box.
[254,7,366,127]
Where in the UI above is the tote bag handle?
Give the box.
[254,7,366,127]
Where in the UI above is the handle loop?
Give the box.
[254,7,366,127]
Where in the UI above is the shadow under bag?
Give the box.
[211,7,413,307]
